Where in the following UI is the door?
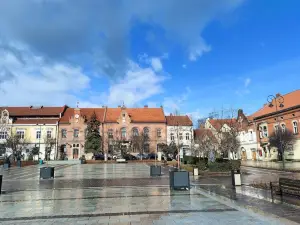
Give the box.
[252,151,256,160]
[242,151,247,160]
[73,148,79,159]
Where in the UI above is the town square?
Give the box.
[1,0,300,224]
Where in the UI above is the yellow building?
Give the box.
[0,106,67,160]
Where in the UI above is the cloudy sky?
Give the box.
[1,0,300,122]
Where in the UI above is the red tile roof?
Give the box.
[252,90,300,119]
[165,115,193,126]
[0,106,66,117]
[194,129,217,142]
[105,107,166,123]
[208,119,236,130]
[59,108,106,124]
[13,118,59,125]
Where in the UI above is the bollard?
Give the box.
[193,167,199,176]
[231,169,241,186]
[0,175,2,195]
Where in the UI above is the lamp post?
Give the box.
[36,123,45,160]
[267,94,285,167]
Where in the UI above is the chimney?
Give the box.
[276,93,281,98]
[102,105,105,108]
[144,105,148,108]
[170,113,173,116]
[118,105,121,108]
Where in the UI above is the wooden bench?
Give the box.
[271,178,300,201]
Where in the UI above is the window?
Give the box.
[262,126,268,137]
[132,128,139,136]
[186,133,190,140]
[179,133,183,140]
[61,129,67,138]
[17,131,25,139]
[293,121,298,134]
[157,129,161,138]
[108,129,113,139]
[281,124,286,133]
[47,130,52,139]
[121,127,126,138]
[171,133,174,141]
[74,129,79,138]
[0,131,7,140]
[122,113,126,122]
[274,125,279,134]
[143,143,150,153]
[249,131,253,141]
[36,130,41,139]
[143,127,149,137]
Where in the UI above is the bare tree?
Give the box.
[269,128,297,164]
[193,130,217,159]
[5,133,28,160]
[44,137,56,160]
[130,131,150,157]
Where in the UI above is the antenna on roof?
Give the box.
[76,101,79,108]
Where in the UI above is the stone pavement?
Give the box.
[242,160,300,171]
[0,163,299,224]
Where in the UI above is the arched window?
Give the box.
[281,124,286,133]
[293,121,298,134]
[143,127,149,137]
[132,127,139,136]
[121,127,126,138]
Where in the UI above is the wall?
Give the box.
[167,125,193,155]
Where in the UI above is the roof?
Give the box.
[208,119,236,130]
[0,106,66,117]
[13,118,59,125]
[252,90,300,119]
[59,108,106,123]
[105,107,166,123]
[194,129,217,142]
[165,115,193,126]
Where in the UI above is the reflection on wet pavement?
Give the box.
[0,163,297,224]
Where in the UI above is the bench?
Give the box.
[270,178,300,201]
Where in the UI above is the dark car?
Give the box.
[136,153,149,160]
[148,153,157,159]
[93,153,104,160]
[123,154,137,160]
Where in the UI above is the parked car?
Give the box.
[136,153,149,160]
[93,153,104,160]
[123,154,137,160]
[148,153,157,159]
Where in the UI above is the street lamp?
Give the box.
[36,123,45,160]
[267,94,285,166]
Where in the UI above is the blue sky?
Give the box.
[0,0,300,122]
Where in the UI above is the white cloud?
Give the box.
[182,64,187,69]
[0,42,90,106]
[189,38,212,61]
[244,78,251,87]
[98,60,166,106]
[162,87,191,114]
[151,57,163,71]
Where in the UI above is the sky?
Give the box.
[0,0,300,123]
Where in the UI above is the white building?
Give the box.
[166,115,193,156]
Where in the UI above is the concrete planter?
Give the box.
[17,160,22,167]
[40,167,55,179]
[150,165,161,176]
[169,169,190,190]
[0,175,2,195]
[231,170,241,186]
[193,167,199,176]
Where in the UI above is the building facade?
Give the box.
[0,106,66,160]
[166,115,193,156]
[252,91,300,161]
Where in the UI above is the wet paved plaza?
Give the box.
[0,163,299,224]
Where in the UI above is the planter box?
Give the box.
[17,160,22,167]
[0,175,2,195]
[231,170,241,186]
[3,163,10,169]
[150,165,161,176]
[169,170,190,190]
[40,167,55,179]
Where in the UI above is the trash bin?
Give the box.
[231,170,241,186]
[40,167,55,179]
[193,167,199,176]
[150,165,161,176]
[3,163,10,169]
[0,175,2,195]
[39,159,44,165]
[169,169,190,190]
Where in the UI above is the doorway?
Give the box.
[241,150,247,160]
[252,151,256,160]
[73,148,79,159]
